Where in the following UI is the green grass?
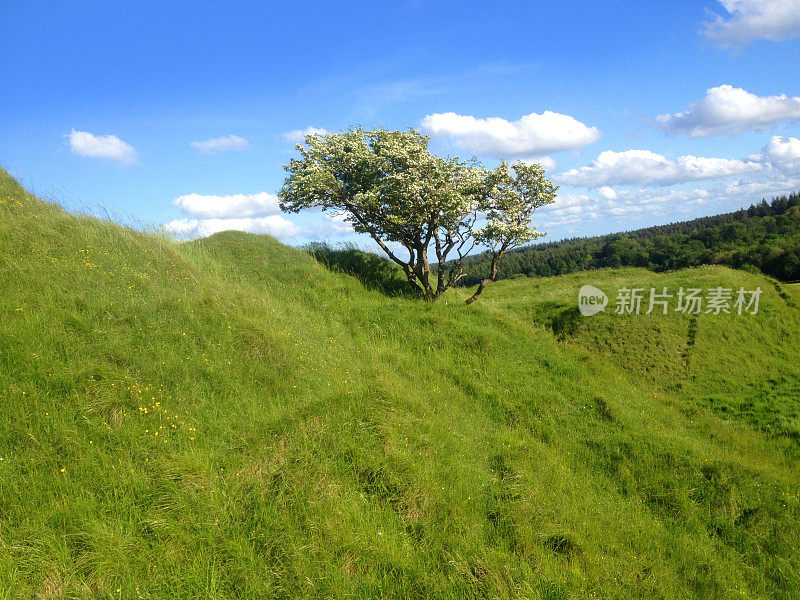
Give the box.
[1,168,799,599]
[484,268,800,450]
[783,282,800,303]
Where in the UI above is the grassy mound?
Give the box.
[1,169,799,599]
[485,268,800,450]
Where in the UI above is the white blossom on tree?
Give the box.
[279,127,556,303]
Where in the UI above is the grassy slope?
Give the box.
[484,269,800,450]
[785,282,800,303]
[1,170,799,599]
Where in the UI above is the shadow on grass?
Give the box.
[304,242,420,298]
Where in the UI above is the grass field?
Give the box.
[1,168,799,599]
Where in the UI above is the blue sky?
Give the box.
[2,0,800,247]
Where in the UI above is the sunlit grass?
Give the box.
[1,168,798,599]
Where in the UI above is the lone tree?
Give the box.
[279,127,557,303]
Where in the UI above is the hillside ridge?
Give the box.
[1,169,799,599]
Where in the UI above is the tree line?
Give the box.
[455,191,800,285]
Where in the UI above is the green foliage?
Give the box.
[457,191,800,285]
[279,128,555,301]
[279,128,479,243]
[476,160,556,247]
[1,169,799,599]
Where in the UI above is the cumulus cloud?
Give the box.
[703,0,800,46]
[283,127,328,144]
[538,194,599,227]
[165,191,357,241]
[656,85,800,137]
[558,149,760,187]
[173,192,281,219]
[721,177,800,197]
[68,129,137,164]
[420,110,601,157]
[538,184,772,231]
[751,135,800,174]
[519,156,557,171]
[538,190,688,228]
[166,191,297,239]
[165,215,301,239]
[604,187,711,208]
[190,134,249,153]
[547,136,800,231]
[598,186,617,200]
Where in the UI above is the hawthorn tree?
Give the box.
[279,127,557,303]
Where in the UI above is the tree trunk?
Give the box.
[465,278,492,304]
[465,243,509,305]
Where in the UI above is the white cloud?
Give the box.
[173,192,281,219]
[68,129,137,163]
[539,194,599,227]
[420,110,601,157]
[537,175,800,234]
[558,149,760,187]
[751,135,800,174]
[539,190,688,227]
[167,191,294,239]
[721,177,800,197]
[301,212,356,238]
[520,156,557,172]
[190,134,249,153]
[165,215,301,239]
[166,191,356,241]
[605,188,711,208]
[535,138,800,233]
[283,127,328,144]
[703,0,800,46]
[598,186,617,200]
[538,185,759,231]
[656,85,800,137]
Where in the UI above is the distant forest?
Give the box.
[456,191,800,285]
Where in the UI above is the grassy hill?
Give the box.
[484,269,800,450]
[1,168,799,599]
